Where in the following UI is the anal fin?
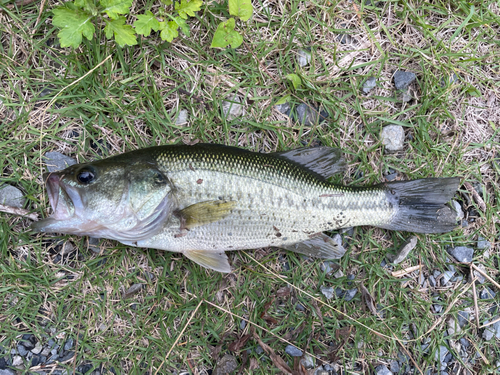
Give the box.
[184,250,232,273]
[281,233,346,259]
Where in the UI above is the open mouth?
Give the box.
[44,172,75,220]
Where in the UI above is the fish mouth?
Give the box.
[32,173,78,233]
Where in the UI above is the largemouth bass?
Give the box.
[33,144,460,272]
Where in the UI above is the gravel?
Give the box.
[387,236,417,264]
[448,246,474,263]
[450,200,464,220]
[320,286,334,300]
[0,185,25,208]
[477,236,491,250]
[300,354,315,369]
[480,287,496,299]
[380,125,405,152]
[285,345,303,357]
[174,109,189,125]
[221,94,245,120]
[44,151,77,172]
[375,364,393,375]
[293,103,328,126]
[362,77,377,93]
[297,49,312,67]
[344,288,358,301]
[457,311,469,328]
[393,70,416,90]
[213,354,238,375]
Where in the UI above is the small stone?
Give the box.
[434,304,443,313]
[362,77,377,94]
[300,354,315,369]
[255,345,264,354]
[297,49,312,67]
[482,321,495,341]
[480,287,496,299]
[441,270,455,286]
[385,172,397,181]
[174,109,188,125]
[60,242,75,255]
[0,369,16,375]
[222,94,245,120]
[44,152,77,173]
[88,237,102,254]
[380,125,405,152]
[293,103,328,126]
[393,70,416,90]
[41,347,51,356]
[275,102,291,116]
[435,346,449,362]
[448,246,474,263]
[401,91,413,102]
[344,288,357,301]
[473,264,486,284]
[320,261,334,274]
[450,200,464,221]
[31,341,43,354]
[58,351,75,362]
[0,185,25,208]
[337,33,355,45]
[295,303,306,312]
[11,355,22,366]
[64,337,74,351]
[285,345,303,357]
[320,286,334,300]
[441,73,459,87]
[457,311,469,328]
[240,319,246,330]
[390,360,400,373]
[477,236,491,250]
[333,269,344,278]
[428,276,437,287]
[388,236,417,264]
[123,284,143,299]
[459,337,470,348]
[17,344,28,357]
[30,354,42,367]
[375,364,393,375]
[433,270,442,279]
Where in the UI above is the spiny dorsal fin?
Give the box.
[177,200,236,230]
[281,233,347,259]
[183,250,232,273]
[272,147,345,179]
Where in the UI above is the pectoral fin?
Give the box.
[184,250,232,273]
[281,233,347,259]
[177,200,237,230]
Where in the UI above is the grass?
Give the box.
[0,0,499,373]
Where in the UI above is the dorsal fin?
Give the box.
[272,147,345,179]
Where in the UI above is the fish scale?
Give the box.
[134,145,395,253]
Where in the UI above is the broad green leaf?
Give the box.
[134,11,160,36]
[174,16,190,37]
[74,0,99,16]
[275,95,291,105]
[100,0,133,19]
[160,21,179,42]
[52,6,95,48]
[160,0,173,4]
[211,18,243,49]
[228,0,253,21]
[286,73,302,89]
[104,17,137,47]
[175,0,202,19]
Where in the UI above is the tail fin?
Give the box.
[378,177,461,233]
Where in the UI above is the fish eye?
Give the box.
[154,171,166,185]
[76,168,96,184]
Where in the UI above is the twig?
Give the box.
[391,265,422,278]
[464,182,487,212]
[471,268,480,327]
[34,0,46,29]
[479,315,500,329]
[471,263,500,290]
[0,203,38,221]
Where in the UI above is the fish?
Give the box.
[32,144,460,272]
